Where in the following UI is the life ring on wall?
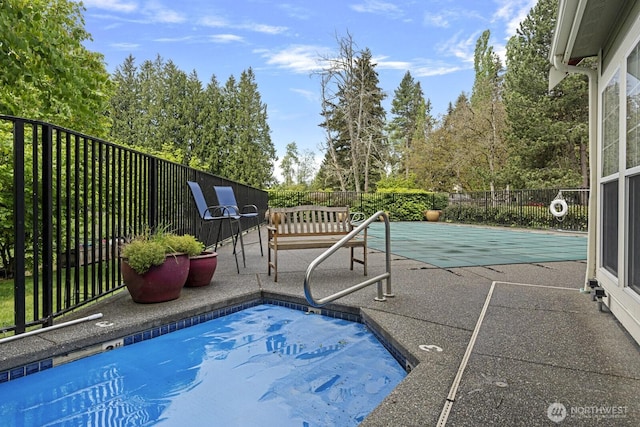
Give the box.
[549,199,568,218]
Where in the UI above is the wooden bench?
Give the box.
[267,205,367,282]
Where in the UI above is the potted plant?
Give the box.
[186,250,218,287]
[425,194,446,222]
[424,209,441,221]
[120,230,203,303]
[165,233,218,287]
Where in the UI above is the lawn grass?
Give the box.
[0,263,124,335]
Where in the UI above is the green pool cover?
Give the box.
[367,222,587,268]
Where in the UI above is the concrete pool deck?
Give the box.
[1,222,639,425]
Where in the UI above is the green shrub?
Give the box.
[164,234,204,257]
[268,191,449,221]
[121,231,204,274]
[121,240,167,275]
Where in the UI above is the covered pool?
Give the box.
[367,222,587,268]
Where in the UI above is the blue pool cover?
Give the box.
[0,305,406,426]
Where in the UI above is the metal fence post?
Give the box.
[148,156,158,230]
[13,120,26,334]
[42,123,54,326]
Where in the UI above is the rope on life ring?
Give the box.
[549,198,568,218]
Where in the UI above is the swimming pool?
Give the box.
[0,304,406,426]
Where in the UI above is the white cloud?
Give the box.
[437,31,479,64]
[258,45,329,73]
[373,56,412,70]
[423,8,486,30]
[249,23,288,35]
[350,0,403,18]
[149,34,244,45]
[413,64,463,77]
[199,16,287,35]
[199,16,229,28]
[209,34,245,44]
[290,88,317,102]
[111,42,140,50]
[153,36,194,43]
[82,0,138,13]
[142,1,186,24]
[492,0,537,38]
[278,4,312,20]
[424,12,451,29]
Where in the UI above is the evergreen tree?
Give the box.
[234,68,276,188]
[195,75,224,172]
[182,70,205,165]
[108,58,276,188]
[134,55,165,150]
[110,55,139,145]
[318,35,387,192]
[157,61,190,155]
[388,71,432,179]
[503,0,588,188]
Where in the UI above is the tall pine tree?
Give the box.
[388,71,432,180]
[108,57,276,188]
[503,0,589,188]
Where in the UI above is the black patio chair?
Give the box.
[214,185,263,256]
[187,181,245,273]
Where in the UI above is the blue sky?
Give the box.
[81,0,537,175]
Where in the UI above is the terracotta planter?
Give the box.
[424,210,441,222]
[121,253,190,303]
[185,251,218,287]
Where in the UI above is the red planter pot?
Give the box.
[186,251,218,287]
[121,253,190,303]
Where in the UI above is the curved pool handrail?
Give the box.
[303,211,393,308]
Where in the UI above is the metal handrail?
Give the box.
[303,211,393,308]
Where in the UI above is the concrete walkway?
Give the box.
[1,223,639,426]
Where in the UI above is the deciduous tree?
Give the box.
[317,34,387,192]
[470,29,508,192]
[0,0,112,276]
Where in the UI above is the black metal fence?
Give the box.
[1,115,267,335]
[269,189,589,231]
[445,188,589,231]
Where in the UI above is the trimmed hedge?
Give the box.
[268,191,448,221]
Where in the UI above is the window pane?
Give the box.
[603,72,619,176]
[602,180,619,276]
[627,44,640,168]
[629,174,640,293]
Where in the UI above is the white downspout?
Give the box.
[553,55,598,293]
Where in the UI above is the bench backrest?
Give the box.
[268,205,351,236]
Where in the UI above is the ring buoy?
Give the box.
[550,199,568,218]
